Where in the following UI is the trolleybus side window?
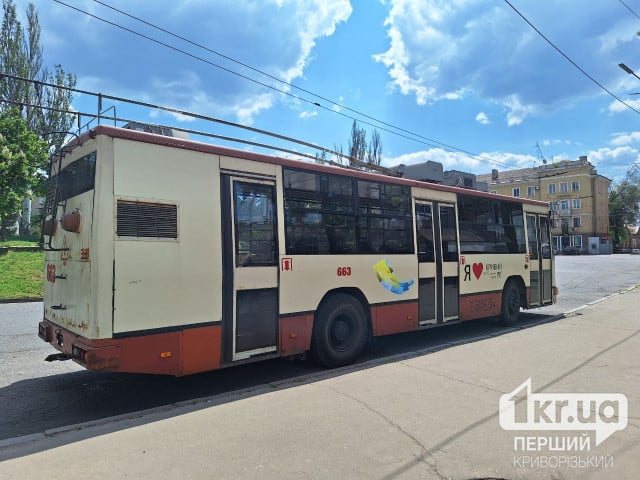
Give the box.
[457,195,526,254]
[415,203,435,263]
[283,168,413,255]
[234,182,277,267]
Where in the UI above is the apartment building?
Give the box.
[477,156,611,254]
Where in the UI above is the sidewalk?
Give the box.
[1,289,639,479]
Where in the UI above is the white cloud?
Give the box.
[374,0,639,124]
[373,26,431,105]
[608,98,640,114]
[386,145,537,174]
[277,0,352,83]
[586,146,640,180]
[610,131,640,146]
[477,152,537,171]
[387,149,476,170]
[475,111,490,125]
[504,96,538,127]
[40,0,352,125]
[299,110,318,119]
[542,139,572,146]
[332,97,345,112]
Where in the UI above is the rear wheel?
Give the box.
[500,280,521,326]
[312,293,368,368]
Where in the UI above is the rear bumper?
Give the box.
[39,320,120,370]
[38,319,222,376]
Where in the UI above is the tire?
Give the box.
[500,280,521,326]
[312,293,368,368]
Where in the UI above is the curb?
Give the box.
[0,298,42,304]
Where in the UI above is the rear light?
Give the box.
[38,322,50,342]
[72,345,87,362]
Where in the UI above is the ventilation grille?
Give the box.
[117,201,178,239]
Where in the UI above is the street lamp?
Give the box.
[619,63,640,82]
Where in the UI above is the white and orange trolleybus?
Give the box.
[39,125,556,375]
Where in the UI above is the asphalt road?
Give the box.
[1,254,639,441]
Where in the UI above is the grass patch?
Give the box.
[0,249,44,300]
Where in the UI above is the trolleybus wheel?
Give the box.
[500,280,521,326]
[312,293,368,368]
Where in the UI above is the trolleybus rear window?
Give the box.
[47,151,97,203]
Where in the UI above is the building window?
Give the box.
[572,181,580,192]
[548,183,556,194]
[527,186,536,197]
[572,217,581,228]
[560,200,569,211]
[560,182,568,193]
[572,198,581,209]
[512,187,520,197]
[550,201,558,211]
[572,235,582,249]
[550,218,558,229]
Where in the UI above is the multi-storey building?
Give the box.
[477,156,611,254]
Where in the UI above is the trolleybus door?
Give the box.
[415,201,460,325]
[539,215,553,304]
[222,176,279,362]
[526,214,553,306]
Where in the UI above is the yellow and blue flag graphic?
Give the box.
[373,259,415,295]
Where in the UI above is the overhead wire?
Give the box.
[617,0,640,21]
[0,75,379,171]
[51,0,517,169]
[503,0,640,117]
[87,0,490,161]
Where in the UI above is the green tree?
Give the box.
[348,120,367,168]
[608,167,640,248]
[0,0,76,153]
[366,129,382,167]
[1,0,76,235]
[344,120,383,170]
[0,109,48,240]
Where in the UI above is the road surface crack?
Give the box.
[322,384,448,479]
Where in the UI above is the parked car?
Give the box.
[562,246,582,255]
[632,248,640,255]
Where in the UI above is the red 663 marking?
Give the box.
[336,266,352,277]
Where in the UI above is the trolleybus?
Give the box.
[39,125,556,375]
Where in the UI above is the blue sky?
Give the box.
[20,0,640,182]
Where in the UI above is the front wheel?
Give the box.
[312,293,368,368]
[500,280,521,326]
